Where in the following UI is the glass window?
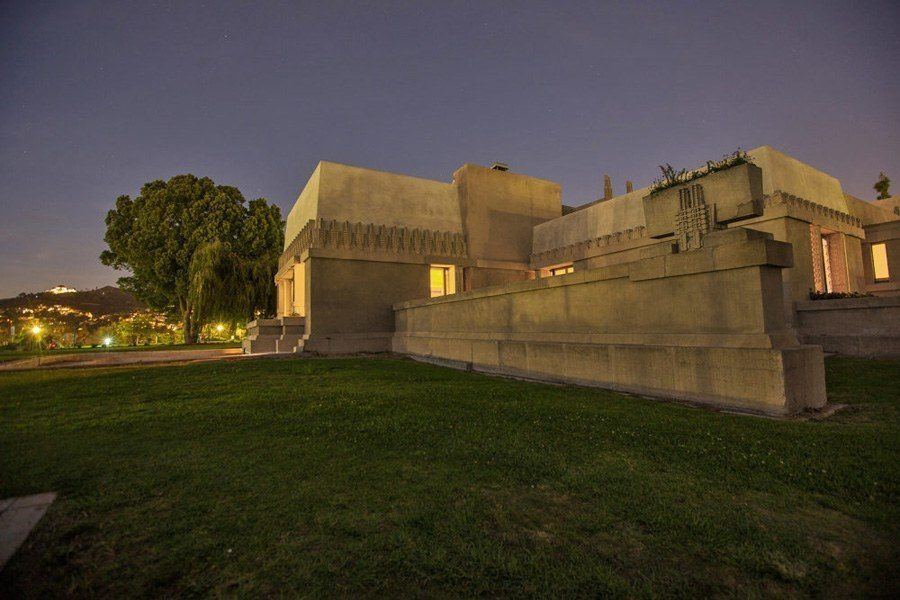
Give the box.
[430,265,456,297]
[872,243,890,281]
[549,264,574,277]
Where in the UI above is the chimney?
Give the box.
[603,174,613,201]
[491,162,509,172]
[626,180,633,193]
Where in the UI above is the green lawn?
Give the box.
[0,342,241,363]
[0,356,897,597]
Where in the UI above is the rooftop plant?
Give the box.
[650,149,753,195]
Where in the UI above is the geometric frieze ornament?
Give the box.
[280,218,468,269]
[674,184,713,252]
[530,226,646,265]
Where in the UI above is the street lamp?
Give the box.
[31,325,43,363]
[103,337,112,347]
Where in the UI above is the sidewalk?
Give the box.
[0,348,244,372]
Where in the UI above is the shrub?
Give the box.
[808,289,874,300]
[650,149,752,195]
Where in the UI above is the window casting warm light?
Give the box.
[872,243,890,281]
[429,265,456,297]
[549,264,574,277]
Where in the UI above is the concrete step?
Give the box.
[274,334,304,354]
[243,316,307,355]
[243,335,277,354]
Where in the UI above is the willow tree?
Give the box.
[101,175,283,343]
[187,240,279,331]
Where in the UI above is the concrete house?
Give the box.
[245,146,899,416]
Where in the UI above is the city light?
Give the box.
[216,324,224,333]
[31,325,41,335]
[103,337,112,347]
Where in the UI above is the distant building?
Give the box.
[46,285,77,294]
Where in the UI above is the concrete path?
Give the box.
[0,492,56,569]
[0,348,244,372]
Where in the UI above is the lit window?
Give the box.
[430,265,456,297]
[549,264,574,277]
[872,243,890,281]
[821,236,833,293]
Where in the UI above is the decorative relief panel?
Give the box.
[674,184,713,252]
[809,224,825,293]
[280,219,468,269]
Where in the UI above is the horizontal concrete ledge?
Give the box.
[394,263,629,310]
[302,248,476,268]
[800,334,900,359]
[406,350,819,417]
[795,296,900,311]
[395,335,826,416]
[394,330,800,350]
[303,332,393,354]
[395,231,791,311]
[246,318,282,328]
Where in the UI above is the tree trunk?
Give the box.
[183,308,198,345]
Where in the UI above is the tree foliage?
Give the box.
[874,172,891,200]
[100,175,283,342]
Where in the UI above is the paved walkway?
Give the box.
[0,493,56,569]
[0,348,244,372]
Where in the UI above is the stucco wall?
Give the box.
[795,296,900,358]
[394,228,826,416]
[746,146,848,213]
[285,161,460,249]
[454,164,561,264]
[284,163,323,250]
[843,194,898,226]
[533,146,856,258]
[532,187,647,255]
[304,256,430,353]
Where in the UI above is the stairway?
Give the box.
[242,316,306,354]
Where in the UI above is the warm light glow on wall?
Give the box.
[872,243,890,281]
[430,265,456,297]
[549,264,574,276]
[821,235,839,293]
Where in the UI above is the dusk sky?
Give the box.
[1,0,898,297]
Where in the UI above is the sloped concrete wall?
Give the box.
[394,229,826,416]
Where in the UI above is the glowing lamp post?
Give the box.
[31,325,43,363]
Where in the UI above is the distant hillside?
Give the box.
[0,286,146,316]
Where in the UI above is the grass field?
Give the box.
[0,356,897,597]
[0,342,241,363]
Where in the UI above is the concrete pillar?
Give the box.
[276,279,285,316]
[291,261,306,316]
